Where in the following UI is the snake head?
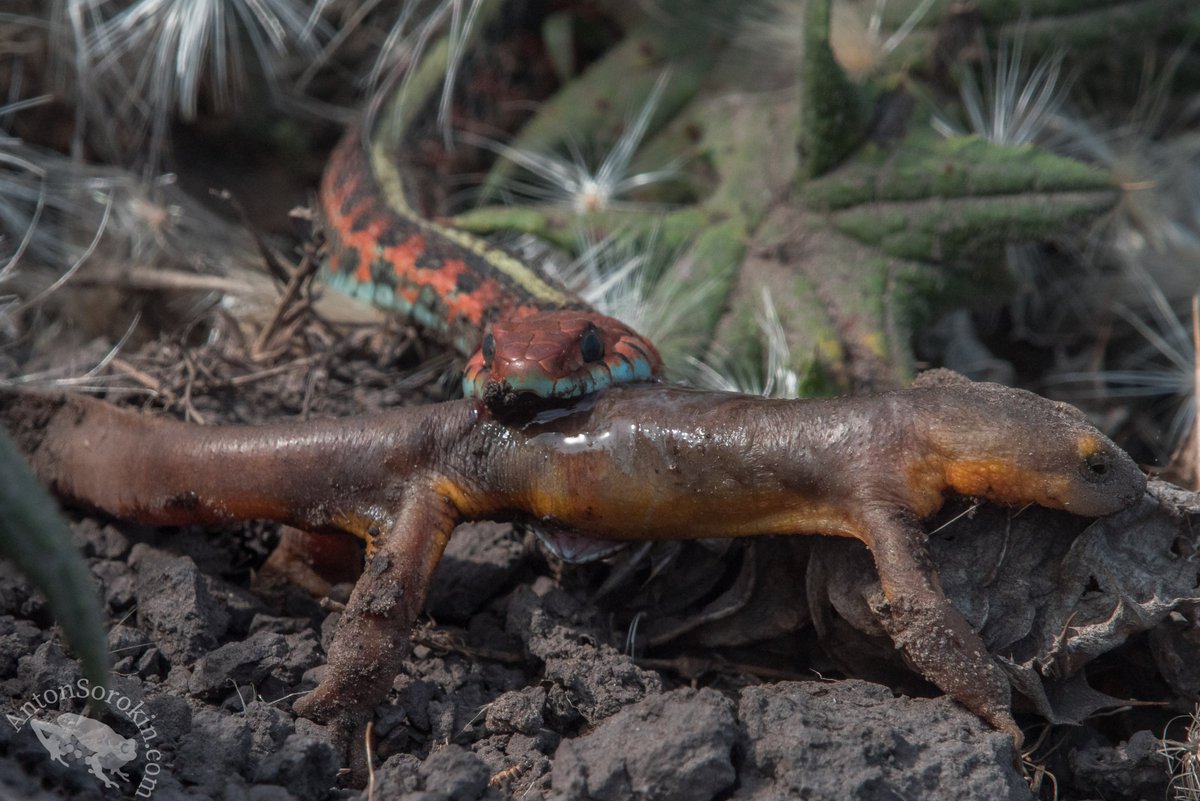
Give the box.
[463,310,661,412]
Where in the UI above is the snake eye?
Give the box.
[580,326,604,363]
[481,333,495,365]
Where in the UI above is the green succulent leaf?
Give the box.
[450,1,1121,393]
[0,429,109,693]
[803,130,1116,266]
[797,0,869,179]
[803,131,1114,210]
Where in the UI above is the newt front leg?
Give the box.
[860,504,1018,740]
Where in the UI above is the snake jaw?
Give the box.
[479,378,524,412]
[462,310,661,410]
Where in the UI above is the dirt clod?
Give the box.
[485,686,546,735]
[736,681,1028,800]
[549,687,737,801]
[418,743,492,798]
[129,544,231,664]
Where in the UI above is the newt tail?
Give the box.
[2,371,1146,763]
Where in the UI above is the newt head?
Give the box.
[462,310,661,413]
[911,371,1146,517]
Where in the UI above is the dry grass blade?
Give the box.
[13,189,112,313]
[1162,707,1200,801]
[1191,295,1199,487]
[0,145,48,282]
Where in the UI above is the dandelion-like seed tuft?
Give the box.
[689,288,800,399]
[934,36,1068,147]
[72,0,322,165]
[1051,269,1199,467]
[468,71,678,215]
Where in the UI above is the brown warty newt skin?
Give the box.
[0,370,1146,759]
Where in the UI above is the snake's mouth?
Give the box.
[480,379,561,418]
[481,379,521,410]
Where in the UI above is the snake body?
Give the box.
[319,120,661,408]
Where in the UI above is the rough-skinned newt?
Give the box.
[0,370,1145,759]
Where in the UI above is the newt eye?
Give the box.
[481,333,495,365]
[1083,452,1111,479]
[580,325,604,363]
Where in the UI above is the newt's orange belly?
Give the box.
[526,484,861,542]
[511,417,862,542]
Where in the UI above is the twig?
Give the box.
[1020,724,1059,800]
[210,188,292,283]
[180,351,206,425]
[112,363,168,400]
[365,721,377,801]
[252,249,319,359]
[69,267,256,295]
[227,355,321,387]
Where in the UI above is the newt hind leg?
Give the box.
[261,527,364,597]
[292,484,460,773]
[859,506,1021,745]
